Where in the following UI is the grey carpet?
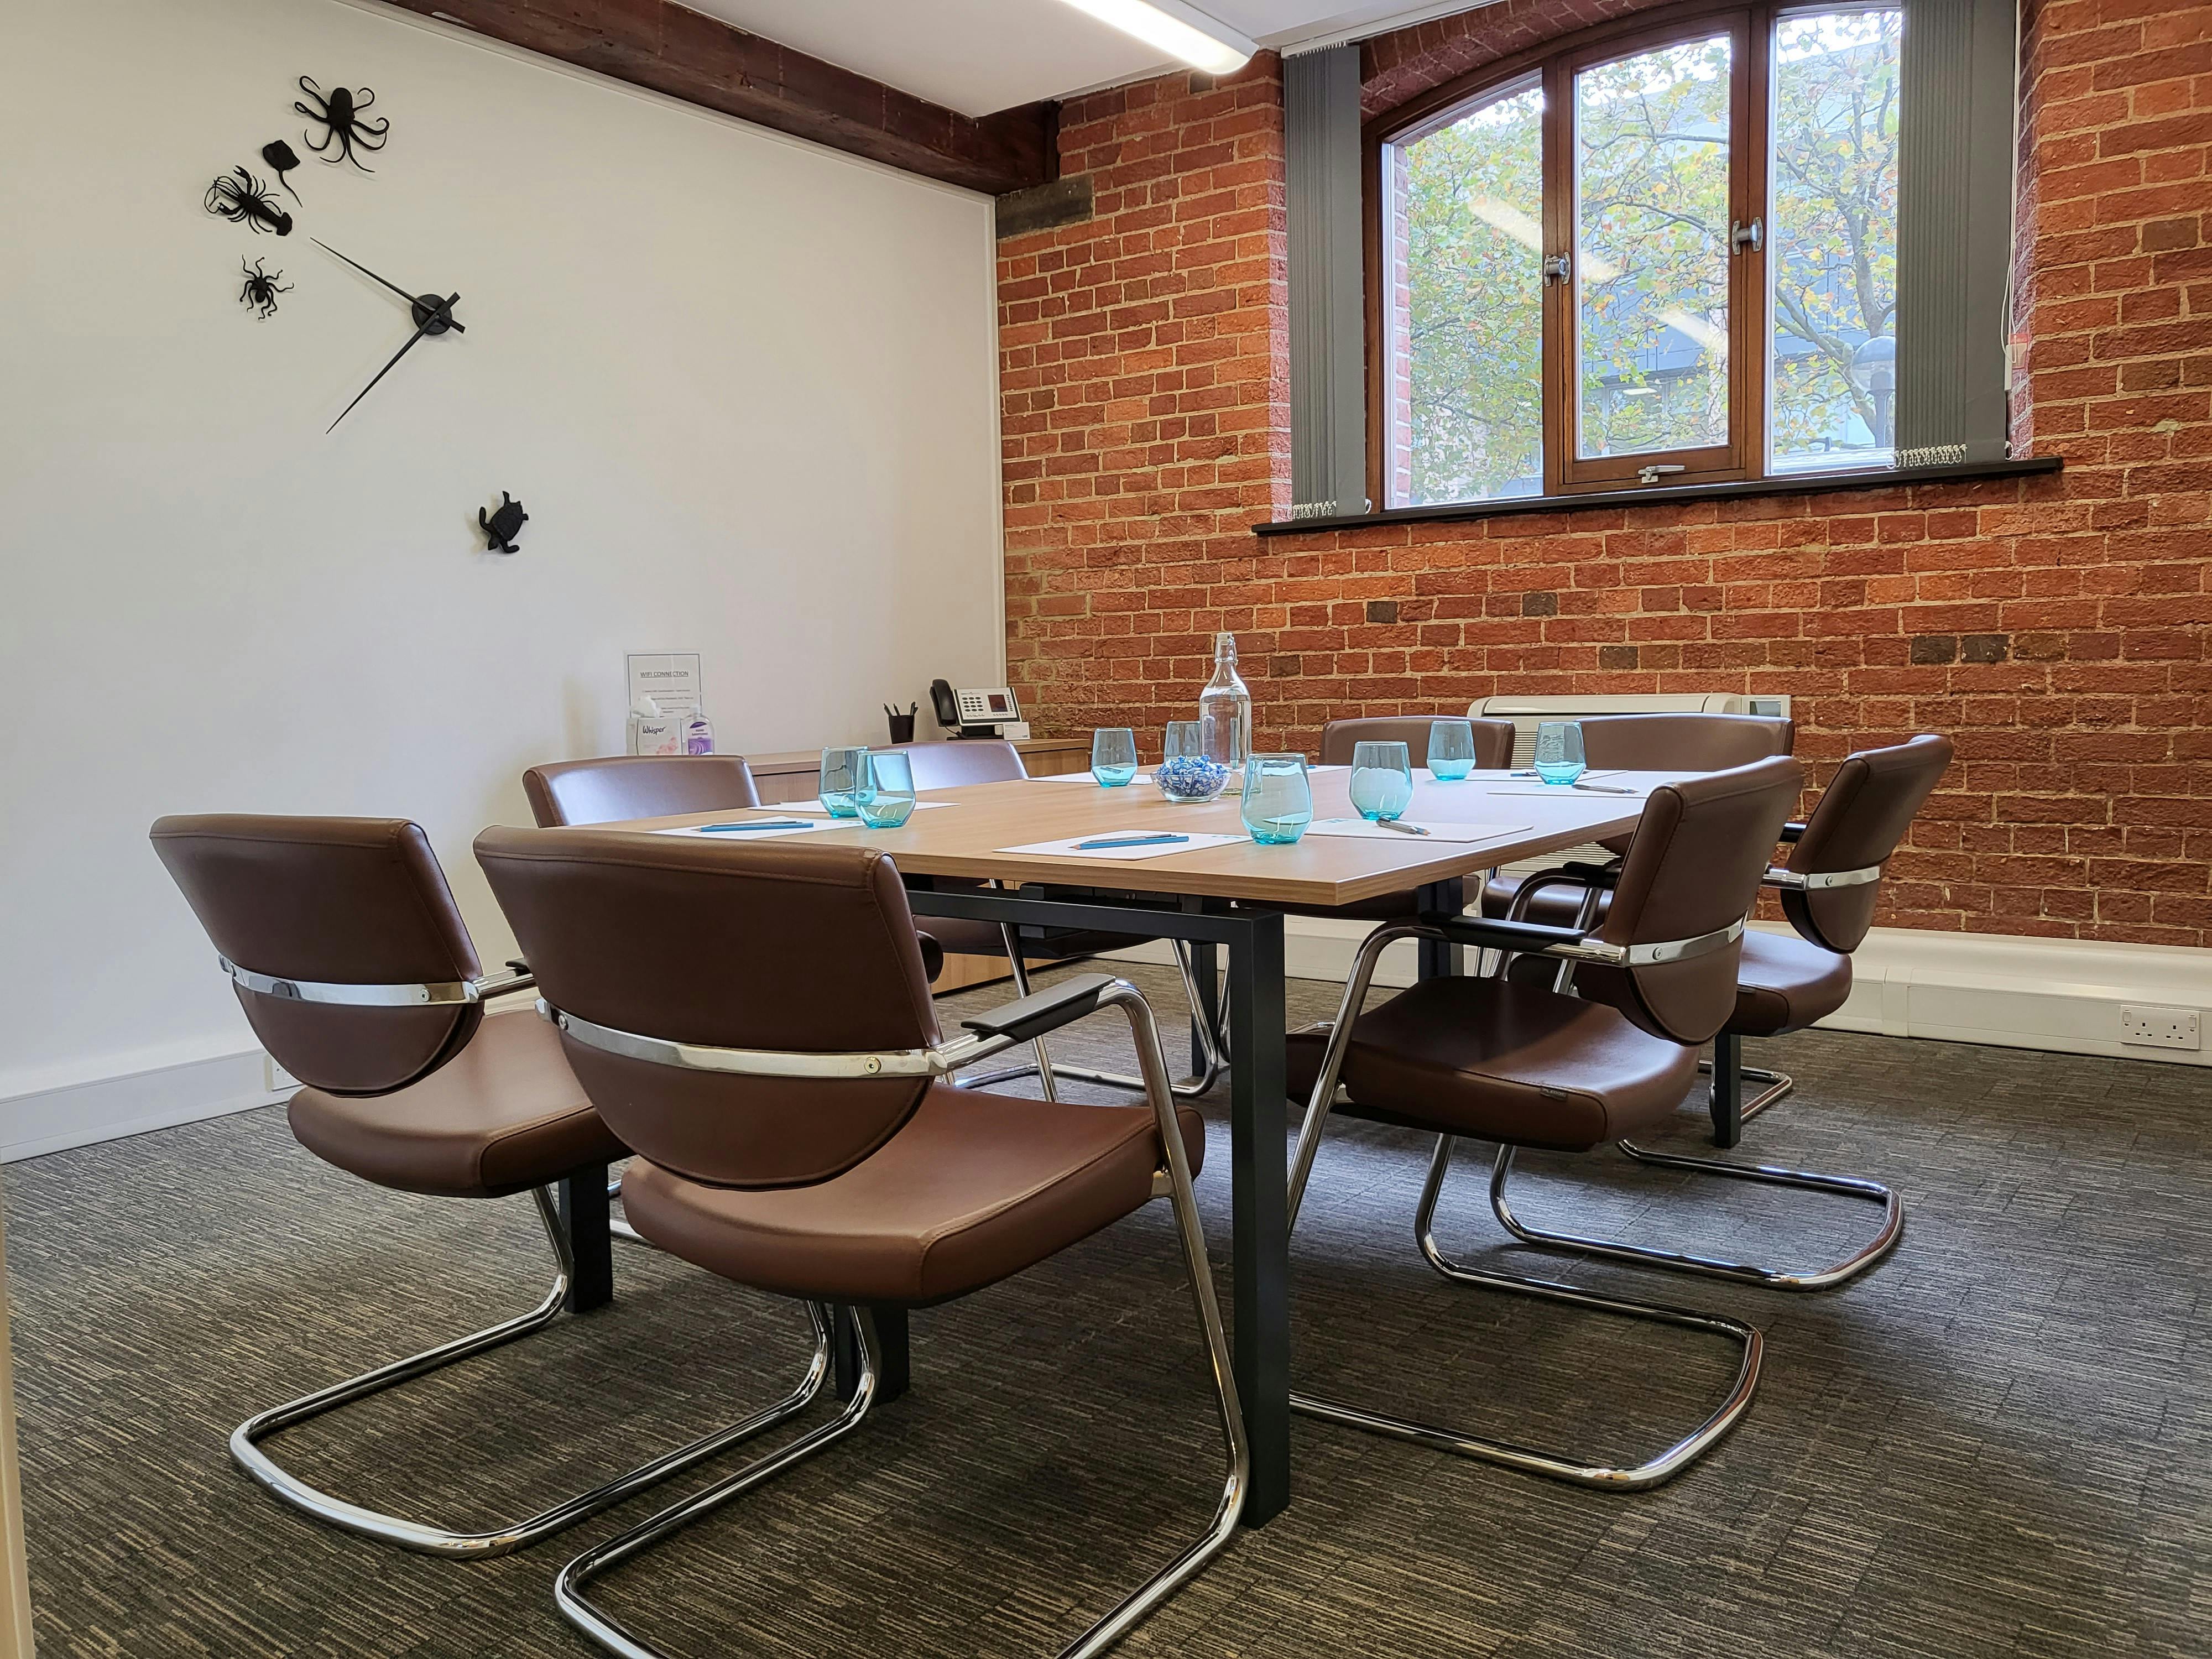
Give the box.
[4,962,2206,1658]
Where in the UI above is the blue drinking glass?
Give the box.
[820,746,869,817]
[1092,727,1139,786]
[1241,754,1313,844]
[1428,718,1477,781]
[854,750,916,828]
[1349,740,1415,821]
[1532,721,1587,786]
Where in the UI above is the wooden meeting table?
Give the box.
[591,765,1672,1528]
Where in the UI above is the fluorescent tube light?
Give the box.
[1057,0,1257,75]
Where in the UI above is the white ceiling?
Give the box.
[686,1,1479,118]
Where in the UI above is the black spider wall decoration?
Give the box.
[295,76,389,172]
[260,139,304,203]
[238,258,291,320]
[205,166,293,236]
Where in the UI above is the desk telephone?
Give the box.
[930,679,1026,740]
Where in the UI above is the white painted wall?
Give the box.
[0,0,1006,1150]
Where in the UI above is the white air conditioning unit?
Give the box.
[1466,691,1792,766]
[1464,691,1794,883]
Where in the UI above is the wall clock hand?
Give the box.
[311,239,466,334]
[326,294,459,432]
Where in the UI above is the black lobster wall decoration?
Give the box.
[205,166,293,235]
[295,76,389,171]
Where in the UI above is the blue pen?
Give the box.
[1075,833,1191,851]
[696,819,814,833]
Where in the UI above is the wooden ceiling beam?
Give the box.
[383,0,1055,195]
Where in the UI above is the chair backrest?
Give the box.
[1319,717,1516,770]
[886,739,1028,789]
[1592,757,1804,1046]
[1578,713,1796,772]
[522,755,761,827]
[475,829,941,1190]
[1783,735,1953,953]
[149,816,483,1096]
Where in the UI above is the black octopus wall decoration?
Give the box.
[295,76,389,172]
[238,258,291,320]
[205,166,293,235]
[479,493,529,554]
[259,139,304,203]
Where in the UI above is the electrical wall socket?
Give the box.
[264,1054,300,1093]
[2120,1006,2201,1051]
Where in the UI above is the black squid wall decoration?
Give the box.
[295,77,390,171]
[237,258,292,319]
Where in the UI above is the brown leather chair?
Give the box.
[1587,734,1954,1146]
[887,738,1231,1102]
[1276,759,1812,1489]
[473,830,1245,1658]
[1482,711,1798,922]
[1318,715,1516,769]
[523,754,762,827]
[148,815,825,1559]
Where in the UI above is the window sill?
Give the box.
[1251,456,2063,537]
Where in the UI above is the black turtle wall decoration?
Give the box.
[479,492,528,554]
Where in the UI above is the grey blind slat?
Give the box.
[1895,0,2018,466]
[1286,46,1368,518]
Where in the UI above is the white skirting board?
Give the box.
[4,924,2205,1165]
[1109,921,2212,1070]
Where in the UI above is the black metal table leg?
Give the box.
[1227,909,1290,1525]
[1414,878,1465,980]
[834,1305,910,1402]
[1709,1030,1744,1149]
[558,1166,613,1314]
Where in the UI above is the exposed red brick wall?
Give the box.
[998,0,2212,946]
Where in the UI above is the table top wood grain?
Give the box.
[591,769,1691,908]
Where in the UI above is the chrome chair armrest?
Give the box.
[473,967,538,1000]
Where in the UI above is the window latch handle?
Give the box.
[1637,463,1688,485]
[1542,253,1571,285]
[1730,218,1764,254]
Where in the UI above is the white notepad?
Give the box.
[1303,818,1530,843]
[995,831,1246,862]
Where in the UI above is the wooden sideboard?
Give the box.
[746,737,1092,993]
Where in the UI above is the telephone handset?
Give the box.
[929,678,1023,739]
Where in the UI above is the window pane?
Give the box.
[1768,8,1902,473]
[1388,78,1545,505]
[1574,36,1733,460]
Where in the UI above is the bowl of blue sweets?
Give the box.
[1156,722,1232,804]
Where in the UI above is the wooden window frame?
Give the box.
[1368,0,1886,509]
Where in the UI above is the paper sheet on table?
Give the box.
[1036,771,1154,785]
[1304,818,1530,843]
[779,799,957,815]
[995,831,1246,862]
[653,819,837,840]
[1482,786,1648,800]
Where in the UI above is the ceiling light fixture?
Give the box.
[1056,0,1257,76]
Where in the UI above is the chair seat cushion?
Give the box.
[1728,930,1851,1036]
[622,1084,1206,1306]
[288,1008,626,1198]
[1285,978,1695,1152]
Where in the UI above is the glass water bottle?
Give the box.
[1198,630,1253,783]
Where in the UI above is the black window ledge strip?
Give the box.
[1253,456,2063,536]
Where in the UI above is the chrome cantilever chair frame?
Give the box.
[223,966,834,1559]
[1492,870,1902,1291]
[1285,920,1761,1490]
[961,927,1229,1103]
[550,975,1249,1659]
